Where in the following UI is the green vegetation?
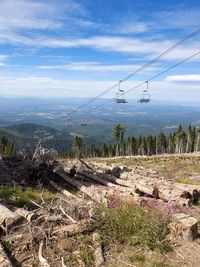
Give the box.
[70,135,83,158]
[0,136,14,155]
[79,236,94,266]
[95,202,171,251]
[2,240,14,253]
[0,186,56,207]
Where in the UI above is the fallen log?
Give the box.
[96,172,134,188]
[93,232,104,267]
[78,171,133,194]
[49,179,75,198]
[0,204,35,233]
[54,170,107,204]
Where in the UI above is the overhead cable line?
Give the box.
[67,27,200,117]
[76,49,200,117]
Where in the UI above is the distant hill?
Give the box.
[1,98,200,154]
[0,123,73,154]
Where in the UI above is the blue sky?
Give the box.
[0,0,200,102]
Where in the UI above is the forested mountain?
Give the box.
[78,125,200,158]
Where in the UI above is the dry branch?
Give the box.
[38,241,50,267]
[61,256,67,267]
[52,219,95,237]
[59,205,77,223]
[93,232,105,267]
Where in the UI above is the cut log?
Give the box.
[93,232,104,267]
[54,170,107,204]
[170,213,198,241]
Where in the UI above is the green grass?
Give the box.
[0,186,56,207]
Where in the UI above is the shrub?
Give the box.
[96,202,171,251]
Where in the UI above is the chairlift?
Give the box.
[81,120,87,126]
[115,80,127,104]
[138,81,151,103]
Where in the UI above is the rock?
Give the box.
[170,213,198,241]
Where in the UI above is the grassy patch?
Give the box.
[93,155,200,182]
[0,186,56,207]
[129,253,146,263]
[176,176,200,185]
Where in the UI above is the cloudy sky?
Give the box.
[0,0,200,102]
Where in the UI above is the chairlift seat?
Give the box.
[138,94,151,103]
[115,98,127,104]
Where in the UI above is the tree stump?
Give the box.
[170,213,198,241]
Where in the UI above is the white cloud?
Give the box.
[0,0,87,32]
[1,30,199,63]
[0,34,172,55]
[37,61,158,73]
[166,75,200,82]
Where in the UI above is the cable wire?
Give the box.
[75,49,200,117]
[67,27,200,117]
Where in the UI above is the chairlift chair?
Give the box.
[138,94,151,103]
[138,81,151,103]
[81,120,87,126]
[115,81,127,104]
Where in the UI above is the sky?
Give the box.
[0,0,200,103]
